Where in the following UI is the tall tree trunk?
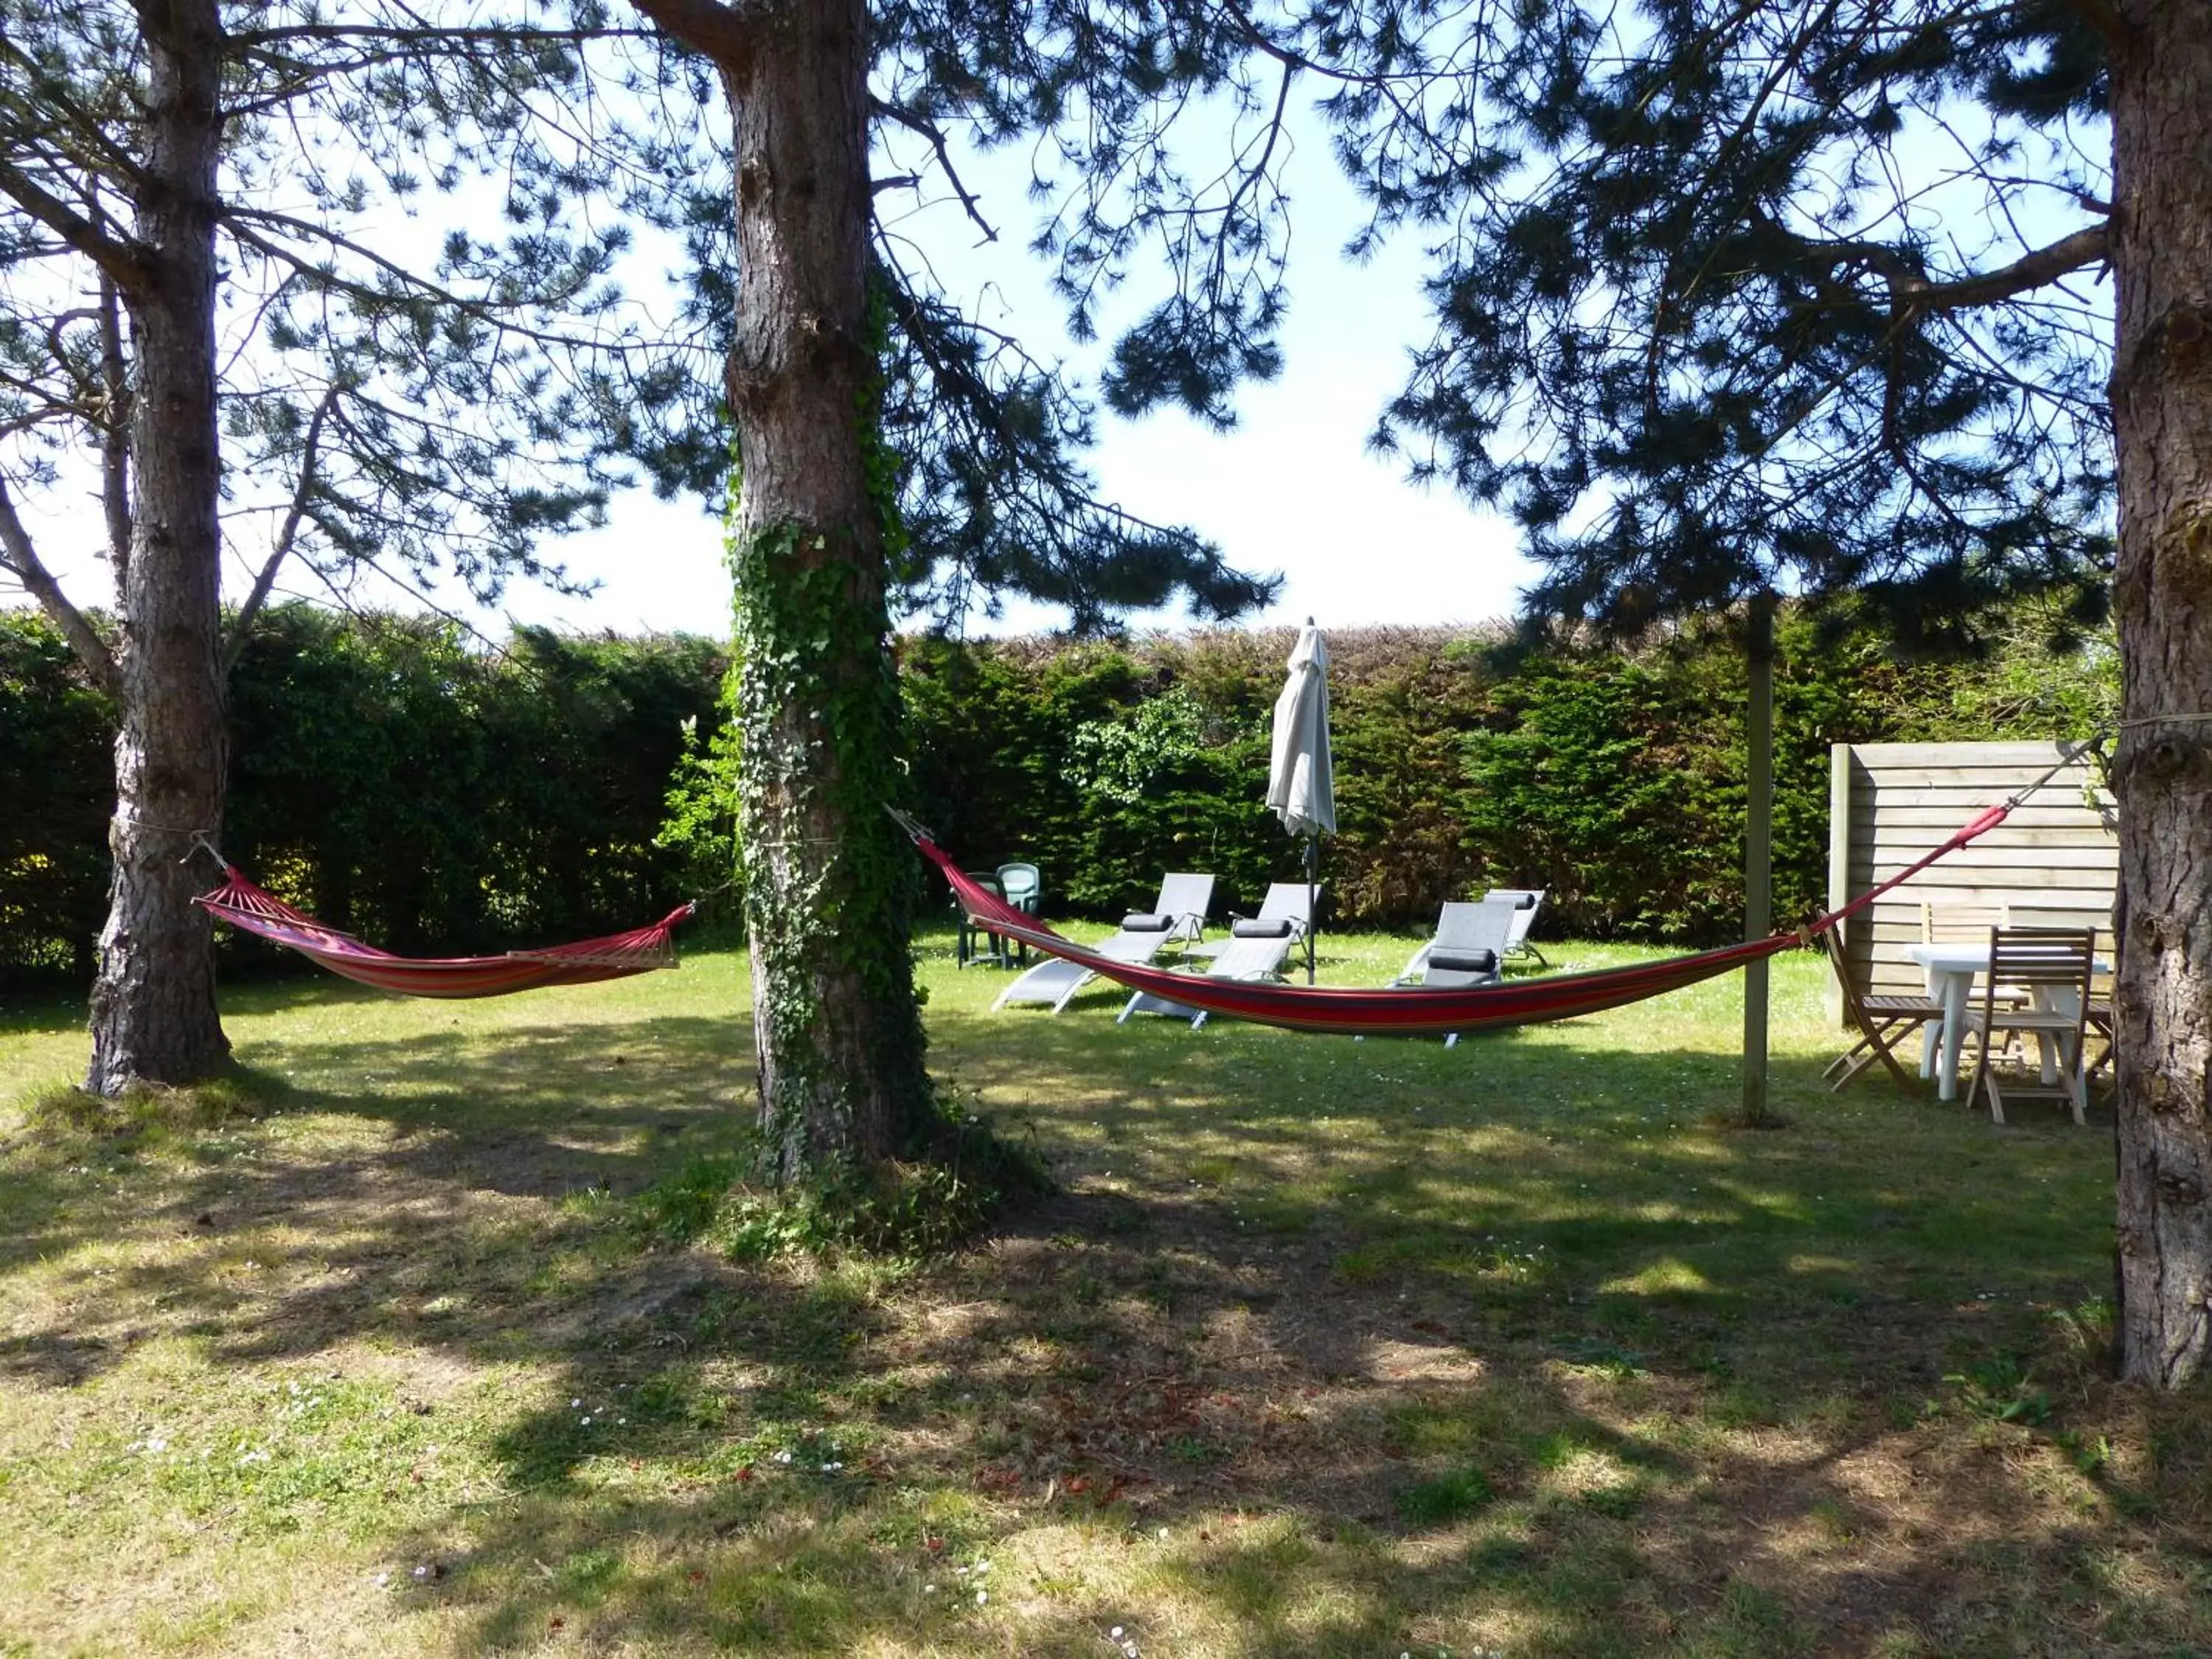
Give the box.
[2108,0,2212,1388]
[86,0,229,1093]
[641,0,933,1177]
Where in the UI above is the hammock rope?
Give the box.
[193,863,695,999]
[898,740,2092,1039]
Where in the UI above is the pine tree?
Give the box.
[622,0,1297,1178]
[0,0,709,1091]
[626,0,2209,1385]
[1329,0,2201,1388]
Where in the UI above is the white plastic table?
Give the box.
[1902,941,2107,1102]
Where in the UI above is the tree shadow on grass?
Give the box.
[352,1175,2179,1658]
[0,984,90,1037]
[0,980,2182,1656]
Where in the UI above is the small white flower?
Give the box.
[1110,1628,1123,1639]
[1156,1526,1169,1540]
[975,1589,988,1604]
[773,1450,793,1464]
[924,1584,936,1593]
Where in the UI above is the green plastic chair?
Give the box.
[995,863,1042,964]
[956,871,1011,968]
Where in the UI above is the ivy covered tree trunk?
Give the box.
[636,0,933,1177]
[2109,0,2212,1390]
[86,0,229,1094]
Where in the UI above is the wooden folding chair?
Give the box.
[1964,928,2095,1125]
[2082,964,2117,1084]
[1820,929,1941,1091]
[1921,900,2007,942]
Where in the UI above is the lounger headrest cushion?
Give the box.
[1429,947,1499,973]
[1506,892,1538,909]
[1231,918,1293,939]
[1120,912,1172,931]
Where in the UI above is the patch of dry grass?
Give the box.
[1,928,2206,1658]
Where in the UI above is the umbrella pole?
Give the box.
[1304,835,1319,985]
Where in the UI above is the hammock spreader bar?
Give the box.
[193,865,694,1000]
[904,785,2028,1038]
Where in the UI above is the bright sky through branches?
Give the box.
[1,88,1531,642]
[494,93,1534,639]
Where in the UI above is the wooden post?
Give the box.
[1742,593,1775,1126]
[1826,745,1852,1025]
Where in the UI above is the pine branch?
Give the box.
[0,156,153,294]
[231,23,654,47]
[1858,224,2112,313]
[220,209,633,356]
[97,271,131,577]
[226,384,341,668]
[2058,0,2128,46]
[872,97,998,244]
[0,473,116,689]
[625,0,771,69]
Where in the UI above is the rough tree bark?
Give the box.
[630,0,935,1178]
[85,0,231,1093]
[2107,0,2212,1388]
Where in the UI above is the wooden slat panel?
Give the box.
[1849,860,2115,888]
[1848,742,2098,765]
[1843,765,2099,788]
[1852,804,2113,827]
[1858,845,2115,872]
[1862,870,2114,894]
[1831,740,2116,1020]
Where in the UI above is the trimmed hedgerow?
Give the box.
[1,602,2113,981]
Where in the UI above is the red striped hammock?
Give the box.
[908,801,2014,1038]
[194,865,694,998]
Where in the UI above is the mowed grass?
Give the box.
[1,922,2207,1658]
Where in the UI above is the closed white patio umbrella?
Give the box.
[1266,619,1335,982]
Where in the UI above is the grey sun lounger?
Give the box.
[1388,898,1520,1046]
[1482,887,1548,967]
[1119,883,1316,1026]
[994,872,1215,1014]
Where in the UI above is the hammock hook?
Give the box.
[883,804,936,843]
[185,832,233,873]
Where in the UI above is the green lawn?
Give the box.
[1,926,2204,1658]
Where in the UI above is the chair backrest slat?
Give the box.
[1984,927,2096,984]
[1155,872,1216,924]
[1257,882,1313,927]
[1823,928,1879,1029]
[1924,901,2008,942]
[1436,900,1519,958]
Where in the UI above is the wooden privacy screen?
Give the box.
[1826,742,2118,1011]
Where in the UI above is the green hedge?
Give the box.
[1,606,726,983]
[900,616,2116,942]
[0,615,114,979]
[0,602,2115,984]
